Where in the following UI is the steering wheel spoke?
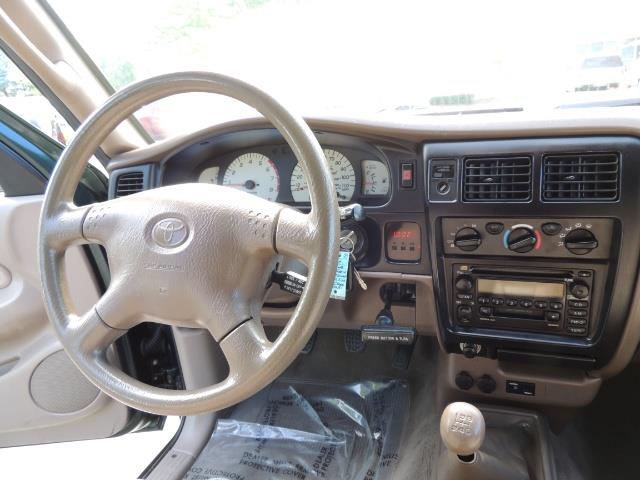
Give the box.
[67,309,127,356]
[94,281,141,330]
[219,318,272,384]
[275,207,319,264]
[42,202,93,251]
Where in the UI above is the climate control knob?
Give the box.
[454,227,482,251]
[507,227,537,253]
[564,228,598,255]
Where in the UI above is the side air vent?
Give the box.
[109,165,153,199]
[463,156,532,202]
[542,153,619,201]
[114,172,144,197]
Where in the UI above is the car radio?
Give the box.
[453,264,593,337]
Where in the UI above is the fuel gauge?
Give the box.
[362,160,390,196]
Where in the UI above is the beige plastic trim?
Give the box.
[263,271,438,338]
[0,1,144,154]
[38,72,340,416]
[144,328,225,480]
[440,352,601,407]
[0,195,129,447]
[107,107,640,171]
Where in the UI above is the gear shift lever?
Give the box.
[440,402,485,460]
[438,403,530,480]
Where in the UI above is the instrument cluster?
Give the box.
[195,144,391,205]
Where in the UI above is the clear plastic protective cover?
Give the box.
[184,379,409,480]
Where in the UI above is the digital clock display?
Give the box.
[385,222,421,262]
[392,230,417,239]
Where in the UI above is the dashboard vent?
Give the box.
[114,171,144,197]
[463,156,532,201]
[542,153,619,201]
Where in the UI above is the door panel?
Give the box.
[0,194,130,447]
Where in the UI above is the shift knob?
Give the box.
[440,402,485,456]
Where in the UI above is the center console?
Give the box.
[424,136,640,369]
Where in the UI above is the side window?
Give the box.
[0,49,73,145]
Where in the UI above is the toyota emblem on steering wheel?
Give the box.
[152,218,189,248]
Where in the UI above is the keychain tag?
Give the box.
[330,250,351,300]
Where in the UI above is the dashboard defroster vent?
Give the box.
[463,156,532,202]
[542,153,619,201]
[114,171,144,197]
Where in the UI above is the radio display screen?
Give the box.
[477,279,564,298]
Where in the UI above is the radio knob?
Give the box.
[454,227,482,251]
[570,282,589,299]
[455,276,473,292]
[507,227,537,253]
[564,229,598,255]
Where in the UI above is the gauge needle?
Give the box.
[226,180,259,189]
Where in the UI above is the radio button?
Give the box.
[546,322,561,329]
[549,302,563,310]
[569,300,588,308]
[568,318,587,326]
[568,309,588,317]
[545,311,561,322]
[520,299,533,308]
[457,305,472,325]
[568,326,587,335]
[479,306,493,316]
[505,298,518,307]
[478,296,490,305]
[491,297,504,306]
[534,300,548,309]
[457,293,473,300]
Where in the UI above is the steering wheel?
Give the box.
[38,72,340,416]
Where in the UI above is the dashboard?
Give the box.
[107,112,640,395]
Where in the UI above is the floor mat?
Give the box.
[184,379,410,480]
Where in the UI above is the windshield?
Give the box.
[48,0,640,141]
[582,56,624,69]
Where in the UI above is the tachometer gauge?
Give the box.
[198,166,220,184]
[222,153,280,201]
[362,160,390,195]
[290,148,356,202]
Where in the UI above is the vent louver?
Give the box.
[114,171,144,197]
[542,153,619,201]
[463,156,532,202]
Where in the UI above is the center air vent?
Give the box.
[463,156,532,202]
[542,153,619,201]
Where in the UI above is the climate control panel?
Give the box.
[443,218,614,259]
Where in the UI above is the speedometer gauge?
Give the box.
[362,160,390,195]
[290,148,356,202]
[198,166,220,184]
[222,153,280,201]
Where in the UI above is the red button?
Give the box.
[401,163,414,188]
